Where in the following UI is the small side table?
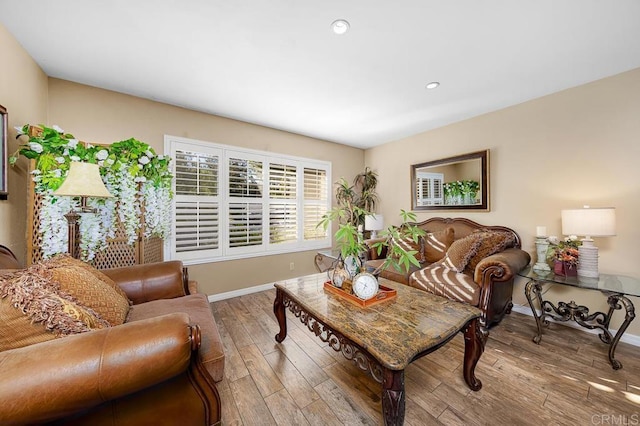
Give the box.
[518,267,638,370]
[314,250,340,273]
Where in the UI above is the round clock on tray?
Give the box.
[352,272,379,300]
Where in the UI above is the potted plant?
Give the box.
[546,235,581,276]
[334,167,379,229]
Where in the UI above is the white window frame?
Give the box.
[416,172,444,206]
[164,135,331,265]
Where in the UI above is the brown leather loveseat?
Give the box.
[365,217,530,328]
[0,247,224,425]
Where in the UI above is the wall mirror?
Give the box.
[0,104,7,200]
[411,149,489,211]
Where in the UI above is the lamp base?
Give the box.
[577,239,599,278]
[370,230,378,239]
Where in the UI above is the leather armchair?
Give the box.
[0,249,222,426]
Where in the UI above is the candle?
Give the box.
[536,226,546,237]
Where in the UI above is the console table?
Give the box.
[518,266,638,369]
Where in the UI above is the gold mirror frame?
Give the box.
[411,149,489,211]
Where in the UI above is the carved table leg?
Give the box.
[462,317,487,391]
[605,294,636,370]
[273,288,288,343]
[524,279,545,344]
[382,369,405,426]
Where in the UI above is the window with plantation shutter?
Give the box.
[165,135,331,264]
[415,172,443,206]
[269,163,297,244]
[171,147,222,260]
[303,167,328,241]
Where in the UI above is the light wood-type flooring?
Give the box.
[211,288,640,425]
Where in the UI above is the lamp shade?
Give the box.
[561,207,616,237]
[53,162,113,198]
[364,214,384,231]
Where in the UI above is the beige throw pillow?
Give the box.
[423,227,455,263]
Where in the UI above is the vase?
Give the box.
[554,261,577,277]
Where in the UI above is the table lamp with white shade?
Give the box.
[53,162,113,259]
[364,214,384,239]
[561,206,616,278]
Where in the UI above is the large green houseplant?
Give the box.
[318,170,425,276]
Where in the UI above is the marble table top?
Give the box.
[275,273,481,370]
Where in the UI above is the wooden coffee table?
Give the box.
[273,273,487,426]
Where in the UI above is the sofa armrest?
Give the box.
[103,260,189,304]
[0,313,195,425]
[474,247,531,285]
[363,237,388,260]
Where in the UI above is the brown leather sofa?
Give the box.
[365,217,531,328]
[0,246,224,426]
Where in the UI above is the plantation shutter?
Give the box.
[228,156,264,250]
[269,163,297,244]
[416,172,443,206]
[172,147,221,259]
[303,167,329,240]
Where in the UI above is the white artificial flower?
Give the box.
[67,139,79,149]
[134,176,147,183]
[52,125,65,133]
[548,236,559,245]
[138,156,150,165]
[106,158,115,165]
[31,169,41,175]
[55,157,65,164]
[157,155,164,160]
[70,155,81,162]
[14,126,25,135]
[52,169,62,177]
[145,150,154,158]
[96,150,109,160]
[29,142,44,153]
[85,143,93,149]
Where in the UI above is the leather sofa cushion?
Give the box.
[409,263,480,306]
[127,293,225,382]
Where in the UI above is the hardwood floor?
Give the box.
[211,289,640,425]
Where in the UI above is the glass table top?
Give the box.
[518,266,640,297]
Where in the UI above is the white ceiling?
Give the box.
[2,1,640,149]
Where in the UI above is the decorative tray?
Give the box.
[323,281,397,308]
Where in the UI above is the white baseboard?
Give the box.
[207,282,275,303]
[207,285,640,349]
[511,304,640,348]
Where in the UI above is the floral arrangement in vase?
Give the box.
[11,124,173,262]
[546,235,581,276]
[443,180,479,205]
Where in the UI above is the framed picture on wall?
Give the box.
[0,104,7,200]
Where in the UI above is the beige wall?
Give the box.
[0,24,49,263]
[47,79,364,294]
[365,68,640,336]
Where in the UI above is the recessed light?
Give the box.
[425,82,440,90]
[331,19,350,35]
